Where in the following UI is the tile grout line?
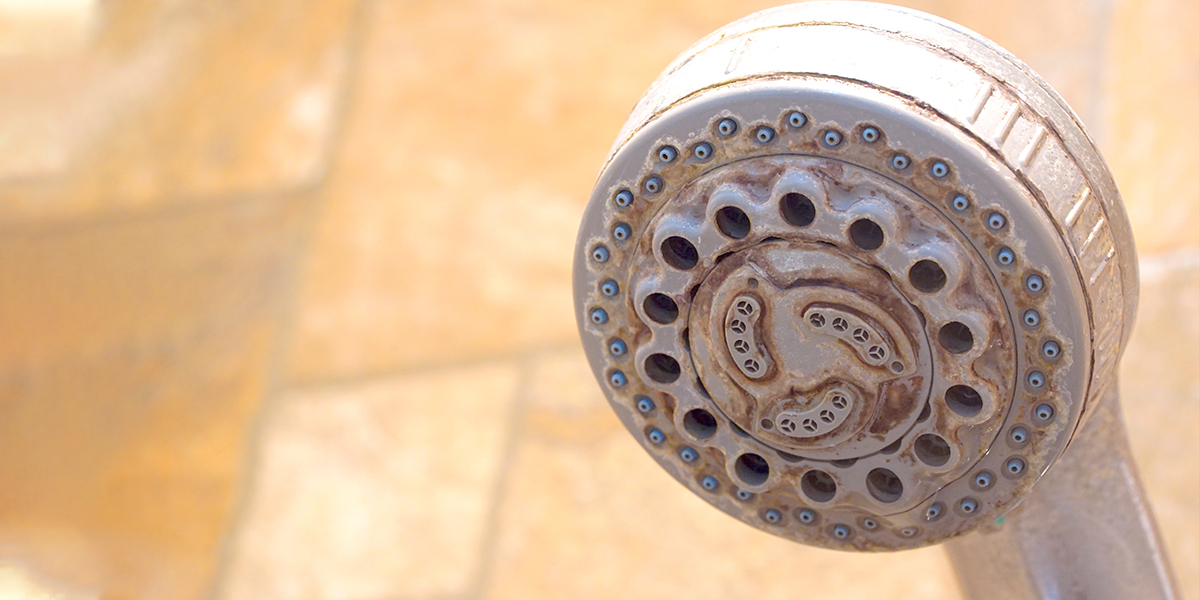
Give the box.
[0,182,323,242]
[200,186,324,599]
[462,353,536,600]
[284,341,584,395]
[202,0,376,597]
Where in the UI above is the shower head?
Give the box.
[573,2,1136,550]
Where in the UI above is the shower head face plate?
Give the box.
[573,2,1134,551]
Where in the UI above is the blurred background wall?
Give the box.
[0,0,1194,599]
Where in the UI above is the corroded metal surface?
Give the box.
[573,0,1156,561]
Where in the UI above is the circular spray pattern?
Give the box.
[574,3,1130,551]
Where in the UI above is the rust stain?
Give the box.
[870,376,925,434]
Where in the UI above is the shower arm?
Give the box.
[948,383,1178,600]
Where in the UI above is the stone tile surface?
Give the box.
[1104,0,1200,253]
[1119,251,1200,600]
[221,362,521,600]
[0,2,1182,600]
[0,196,309,600]
[288,0,1109,383]
[483,350,960,600]
[0,0,356,222]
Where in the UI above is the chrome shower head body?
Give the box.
[574,2,1136,551]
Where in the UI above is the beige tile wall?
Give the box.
[0,1,1195,599]
[0,196,310,599]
